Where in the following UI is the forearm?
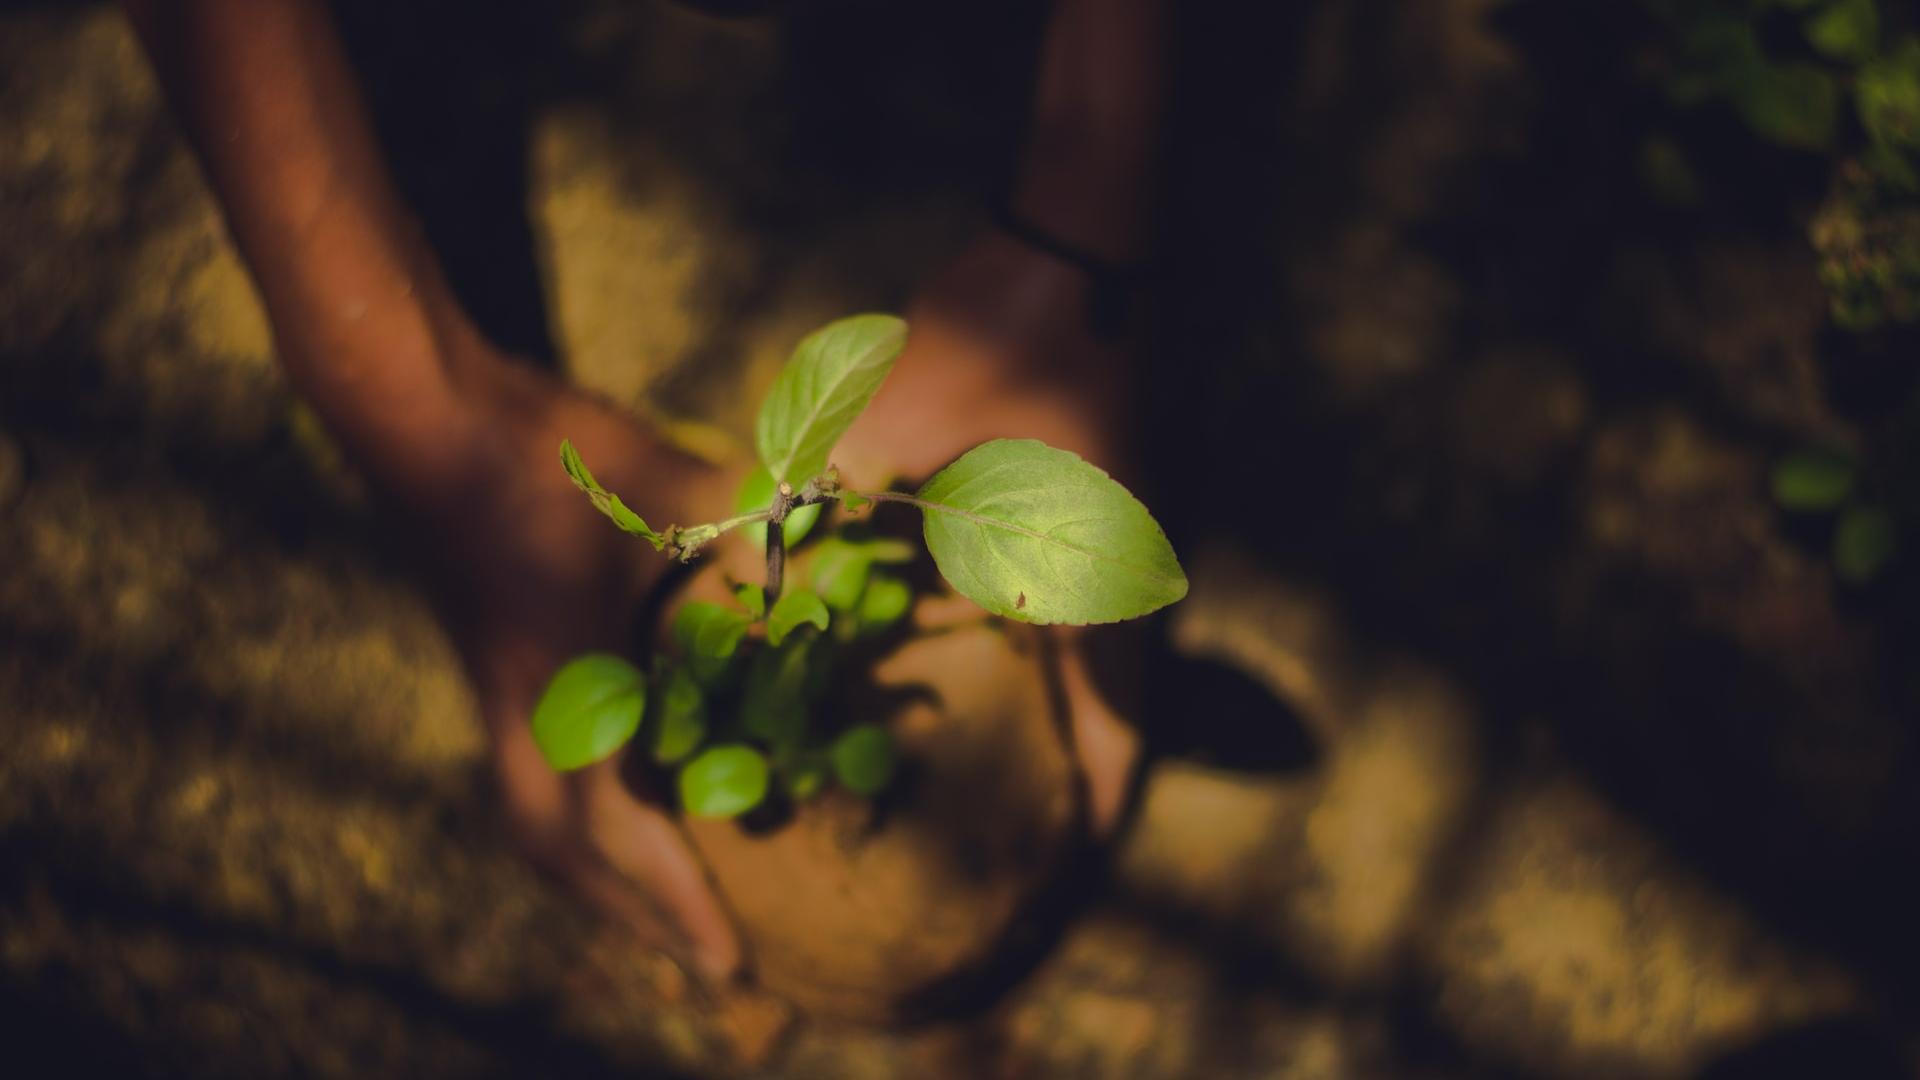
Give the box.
[125,0,483,493]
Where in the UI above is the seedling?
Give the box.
[532,314,1187,818]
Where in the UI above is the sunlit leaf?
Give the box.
[766,588,830,646]
[735,465,822,553]
[830,724,896,796]
[1771,448,1856,511]
[560,440,664,549]
[672,602,753,685]
[651,665,707,764]
[1835,505,1897,583]
[679,745,770,818]
[755,314,907,486]
[914,439,1186,625]
[531,654,646,771]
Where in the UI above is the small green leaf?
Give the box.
[1677,15,1765,104]
[1733,62,1838,150]
[840,492,871,511]
[1859,39,1920,153]
[808,536,916,611]
[742,634,814,751]
[856,573,913,636]
[679,745,770,818]
[560,440,665,549]
[766,589,830,646]
[652,665,707,764]
[531,654,646,771]
[755,314,908,485]
[830,724,896,796]
[735,465,823,553]
[672,602,753,685]
[810,540,872,611]
[1771,448,1857,511]
[915,439,1187,625]
[1804,0,1878,62]
[784,756,829,801]
[734,583,767,621]
[1835,505,1897,583]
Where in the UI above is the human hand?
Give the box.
[407,345,746,982]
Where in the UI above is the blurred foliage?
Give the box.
[1647,0,1920,326]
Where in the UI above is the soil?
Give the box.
[6,0,1920,1077]
[686,618,1078,1023]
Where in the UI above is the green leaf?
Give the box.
[784,756,830,801]
[840,492,871,512]
[560,440,664,549]
[914,439,1187,625]
[672,602,753,685]
[742,634,814,751]
[807,535,915,611]
[1859,39,1920,153]
[734,583,767,621]
[1835,505,1897,583]
[755,314,908,485]
[651,665,707,764]
[531,654,646,771]
[830,724,896,796]
[766,589,830,646]
[1676,15,1765,105]
[1772,448,1857,511]
[735,465,823,553]
[1804,0,1878,61]
[1733,62,1839,150]
[679,745,770,818]
[856,572,913,636]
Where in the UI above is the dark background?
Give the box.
[3,0,1919,1075]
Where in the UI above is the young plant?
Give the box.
[531,314,1187,818]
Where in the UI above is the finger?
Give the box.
[576,760,745,982]
[1051,628,1141,840]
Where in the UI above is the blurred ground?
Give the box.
[4,1,1920,1076]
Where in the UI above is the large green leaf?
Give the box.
[755,314,907,486]
[560,440,664,549]
[531,654,646,771]
[914,439,1187,625]
[679,745,770,818]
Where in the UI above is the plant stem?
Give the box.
[765,481,795,605]
[709,509,775,535]
[845,489,935,512]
